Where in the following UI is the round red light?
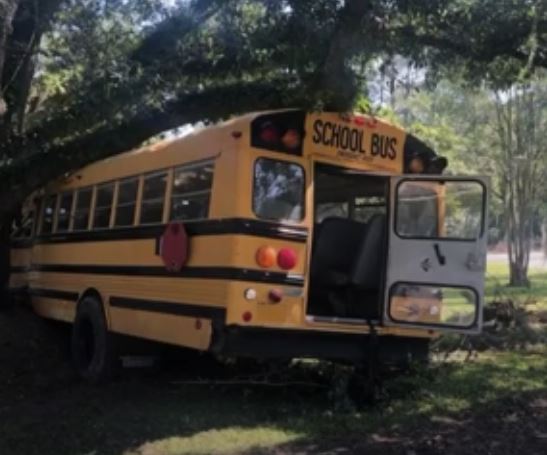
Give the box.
[268,289,283,303]
[259,123,279,143]
[277,248,297,270]
[242,311,253,322]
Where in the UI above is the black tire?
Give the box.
[71,296,118,383]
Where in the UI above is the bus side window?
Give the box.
[140,172,167,224]
[56,191,74,232]
[73,188,93,231]
[40,194,57,235]
[21,209,35,238]
[170,162,213,221]
[115,178,139,227]
[93,183,114,229]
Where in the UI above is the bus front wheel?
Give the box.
[71,296,118,383]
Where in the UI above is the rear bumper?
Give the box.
[213,325,429,364]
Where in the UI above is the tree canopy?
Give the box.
[0,0,545,225]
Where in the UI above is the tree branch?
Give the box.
[0,78,305,218]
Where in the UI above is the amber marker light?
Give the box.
[281,129,302,149]
[408,156,425,173]
[256,246,277,268]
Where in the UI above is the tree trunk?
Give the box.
[0,215,11,308]
[542,218,547,262]
[509,260,530,287]
[0,0,20,116]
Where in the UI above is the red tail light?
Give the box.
[259,122,279,143]
[277,248,297,270]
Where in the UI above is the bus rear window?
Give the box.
[253,158,304,222]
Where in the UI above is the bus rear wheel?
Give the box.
[71,296,118,383]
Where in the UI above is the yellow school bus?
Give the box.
[8,109,488,382]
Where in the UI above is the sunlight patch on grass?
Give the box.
[125,426,302,455]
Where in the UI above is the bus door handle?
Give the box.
[433,243,446,266]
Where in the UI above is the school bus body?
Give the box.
[9,110,486,363]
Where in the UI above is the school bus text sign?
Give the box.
[305,113,405,173]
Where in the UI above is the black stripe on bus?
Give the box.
[110,296,226,320]
[28,218,308,245]
[28,288,79,301]
[32,264,305,287]
[9,266,30,273]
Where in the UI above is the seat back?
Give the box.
[349,214,387,290]
[310,217,365,282]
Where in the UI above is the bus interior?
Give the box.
[308,163,389,322]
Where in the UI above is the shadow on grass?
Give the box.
[1,306,546,455]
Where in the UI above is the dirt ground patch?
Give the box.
[1,306,546,455]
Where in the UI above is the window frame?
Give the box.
[92,181,115,230]
[394,178,486,242]
[114,176,140,227]
[39,194,58,235]
[56,190,75,233]
[72,186,94,232]
[252,157,306,223]
[139,170,168,225]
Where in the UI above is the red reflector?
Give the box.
[231,131,242,139]
[242,311,252,322]
[259,123,279,143]
[268,289,283,303]
[353,117,365,126]
[277,248,297,270]
[365,119,378,129]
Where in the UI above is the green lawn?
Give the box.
[1,261,546,455]
[486,262,547,313]
[1,348,545,455]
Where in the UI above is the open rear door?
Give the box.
[384,176,488,334]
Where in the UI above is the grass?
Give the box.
[486,262,547,313]
[2,347,545,455]
[1,260,546,454]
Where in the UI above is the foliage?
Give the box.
[0,0,545,224]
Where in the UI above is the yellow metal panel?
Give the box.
[304,112,405,173]
[32,297,76,322]
[109,307,212,350]
[8,272,27,289]
[10,248,32,267]
[31,235,307,273]
[31,272,229,309]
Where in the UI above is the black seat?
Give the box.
[350,214,386,290]
[310,217,366,287]
[346,214,386,319]
[308,215,387,319]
